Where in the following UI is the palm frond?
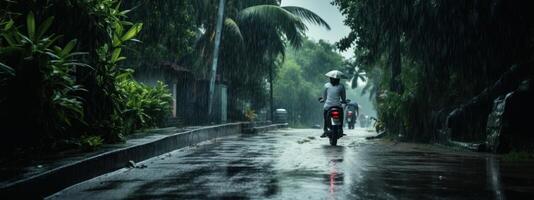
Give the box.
[282,6,331,30]
[265,31,286,60]
[239,5,306,47]
[223,18,244,46]
[240,0,280,8]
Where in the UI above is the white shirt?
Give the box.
[323,82,346,110]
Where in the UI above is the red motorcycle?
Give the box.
[325,106,344,146]
[319,97,350,146]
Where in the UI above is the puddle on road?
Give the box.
[297,139,311,144]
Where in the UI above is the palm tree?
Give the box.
[194,0,331,120]
[344,60,367,89]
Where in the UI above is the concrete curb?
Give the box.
[243,123,289,134]
[1,122,286,199]
[447,140,485,152]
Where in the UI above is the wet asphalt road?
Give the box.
[48,128,534,200]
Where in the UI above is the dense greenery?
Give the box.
[334,0,534,142]
[121,0,197,70]
[0,0,173,155]
[0,0,331,156]
[0,12,87,148]
[274,39,345,127]
[117,70,172,133]
[0,0,332,157]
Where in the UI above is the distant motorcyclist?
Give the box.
[345,101,359,116]
[345,101,359,129]
[318,70,347,138]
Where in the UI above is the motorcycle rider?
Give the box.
[318,70,347,138]
[345,101,359,128]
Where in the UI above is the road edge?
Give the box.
[1,122,287,199]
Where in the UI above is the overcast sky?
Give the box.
[280,0,354,59]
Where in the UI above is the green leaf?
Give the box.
[0,62,15,76]
[239,5,306,47]
[119,9,132,16]
[17,32,33,44]
[282,6,331,30]
[45,51,60,59]
[36,16,55,39]
[114,1,122,11]
[120,23,143,42]
[120,21,134,26]
[44,35,63,49]
[111,48,122,62]
[224,18,244,46]
[115,68,134,80]
[113,21,123,36]
[63,62,93,69]
[115,56,126,62]
[65,52,89,58]
[61,39,78,56]
[2,33,16,46]
[26,12,35,40]
[3,19,14,31]
[112,33,121,47]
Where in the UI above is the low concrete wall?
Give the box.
[243,123,289,134]
[1,123,255,199]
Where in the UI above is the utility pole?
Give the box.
[208,0,225,117]
[269,64,274,122]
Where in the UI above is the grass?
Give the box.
[502,151,534,162]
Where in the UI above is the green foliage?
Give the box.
[290,40,344,84]
[503,151,534,162]
[334,0,534,141]
[117,70,172,133]
[0,0,174,154]
[274,58,318,126]
[0,12,87,146]
[121,0,197,69]
[274,39,345,126]
[80,135,104,152]
[193,1,330,115]
[244,106,257,122]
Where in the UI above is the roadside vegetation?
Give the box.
[274,39,343,127]
[0,0,331,159]
[333,0,534,153]
[0,1,174,159]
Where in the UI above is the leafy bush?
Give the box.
[0,12,87,149]
[117,70,172,133]
[244,106,257,122]
[80,135,104,152]
[0,0,170,155]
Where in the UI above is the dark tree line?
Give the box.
[334,0,534,144]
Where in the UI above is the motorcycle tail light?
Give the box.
[331,111,340,119]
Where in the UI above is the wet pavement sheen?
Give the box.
[48,128,534,200]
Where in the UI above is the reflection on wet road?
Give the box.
[48,128,534,199]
